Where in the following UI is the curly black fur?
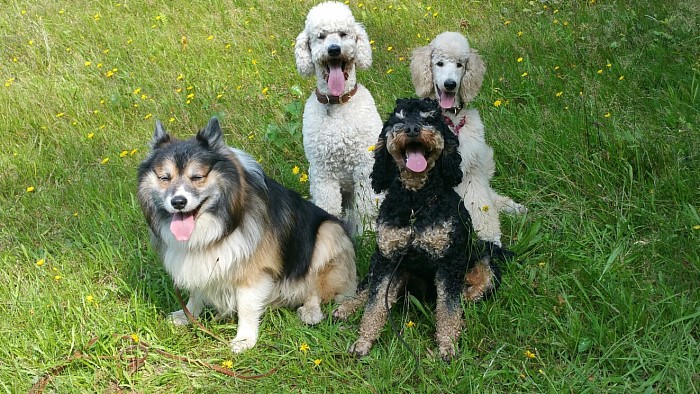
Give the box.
[349,98,486,360]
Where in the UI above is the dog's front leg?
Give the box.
[230,276,274,353]
[350,257,405,357]
[435,268,466,361]
[170,289,204,326]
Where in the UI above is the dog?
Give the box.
[410,32,527,248]
[294,1,383,235]
[137,117,357,353]
[333,98,499,361]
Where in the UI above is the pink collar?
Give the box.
[444,115,467,135]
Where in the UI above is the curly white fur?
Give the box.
[410,32,526,247]
[295,2,382,234]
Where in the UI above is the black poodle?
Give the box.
[334,98,501,361]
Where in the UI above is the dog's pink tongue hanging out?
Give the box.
[405,147,428,173]
[170,212,195,241]
[438,90,456,109]
[328,63,345,96]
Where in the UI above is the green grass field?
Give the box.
[1,0,698,392]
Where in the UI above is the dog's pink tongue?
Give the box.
[439,90,456,109]
[170,212,195,241]
[328,64,345,96]
[406,149,427,173]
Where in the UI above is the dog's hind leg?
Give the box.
[170,290,205,326]
[493,192,527,215]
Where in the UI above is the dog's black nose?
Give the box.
[171,196,187,210]
[406,124,421,137]
[444,79,457,91]
[328,44,341,57]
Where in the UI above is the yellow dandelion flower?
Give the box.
[26,186,35,193]
[313,359,322,366]
[144,113,153,120]
[604,112,611,118]
[187,86,193,91]
[481,205,490,212]
[221,360,233,369]
[563,21,569,26]
[28,40,33,46]
[386,68,394,74]
[86,295,94,302]
[597,69,603,74]
[4,78,14,87]
[517,31,523,37]
[554,66,560,71]
[207,35,214,40]
[262,87,269,95]
[105,70,114,78]
[87,132,95,139]
[517,57,523,62]
[606,62,612,68]
[96,63,103,68]
[538,262,545,267]
[493,100,502,107]
[84,61,92,67]
[619,75,625,81]
[555,91,563,97]
[36,258,44,266]
[247,133,254,140]
[524,350,536,359]
[169,117,175,123]
[367,144,376,152]
[119,150,128,158]
[93,13,100,21]
[216,93,223,99]
[432,12,438,17]
[133,88,141,95]
[54,275,62,281]
[130,148,139,155]
[101,158,110,164]
[504,20,511,25]
[102,49,109,54]
[406,321,416,328]
[56,112,65,118]
[521,72,528,77]
[693,225,700,230]
[292,166,300,175]
[176,88,182,93]
[177,74,184,81]
[399,56,405,61]
[539,369,544,375]
[130,334,139,343]
[299,342,310,352]
[387,46,393,51]
[299,173,309,183]
[186,93,194,99]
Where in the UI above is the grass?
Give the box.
[1,0,698,392]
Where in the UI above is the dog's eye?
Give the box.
[436,61,444,67]
[339,32,347,38]
[190,175,205,182]
[318,32,326,39]
[157,174,171,182]
[456,62,463,68]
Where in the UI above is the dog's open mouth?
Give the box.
[436,85,456,109]
[170,204,203,241]
[325,59,347,96]
[404,142,428,173]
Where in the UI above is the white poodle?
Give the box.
[294,1,382,235]
[410,32,526,247]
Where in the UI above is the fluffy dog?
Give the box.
[334,98,497,361]
[410,32,526,247]
[294,1,383,234]
[137,117,357,353]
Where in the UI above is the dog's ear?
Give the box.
[370,130,394,193]
[294,30,314,77]
[410,45,434,98]
[354,23,373,70]
[438,126,464,188]
[150,120,171,149]
[459,49,486,104]
[197,117,227,151]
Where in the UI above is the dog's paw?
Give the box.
[332,306,351,321]
[437,342,457,362]
[502,202,527,215]
[169,310,191,326]
[297,305,325,325]
[230,336,257,353]
[349,339,373,357]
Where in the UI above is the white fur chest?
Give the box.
[302,85,382,171]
